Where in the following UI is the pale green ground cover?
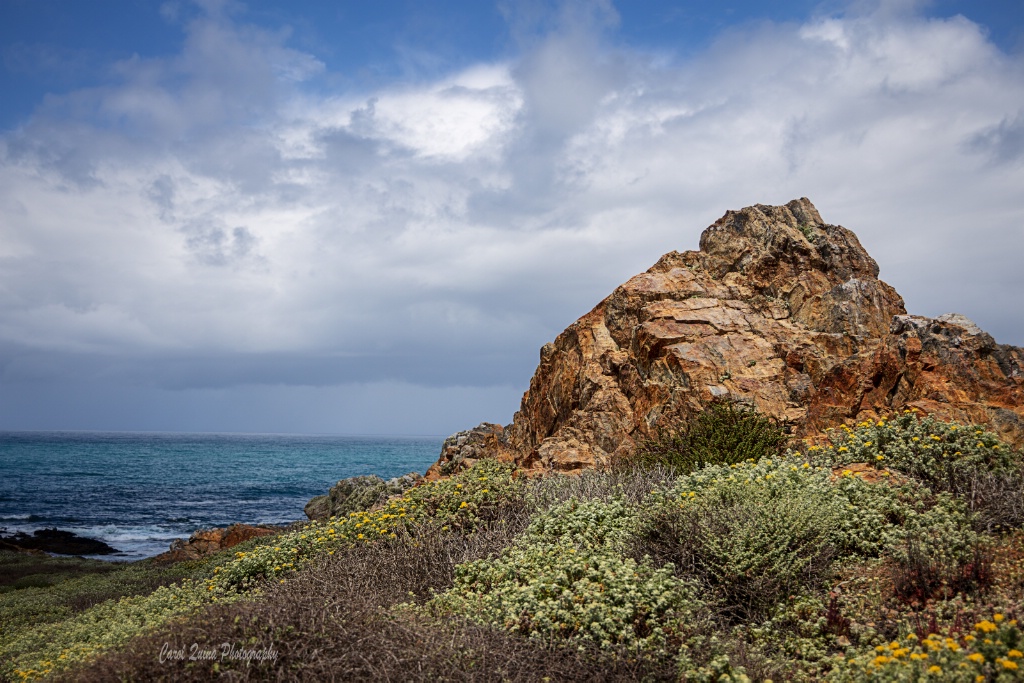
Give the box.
[4,411,1024,681]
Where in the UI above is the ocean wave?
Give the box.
[1,432,441,559]
[74,524,186,543]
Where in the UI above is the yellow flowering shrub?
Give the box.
[4,459,523,680]
[215,458,522,589]
[828,615,1023,681]
[813,412,1018,495]
[4,579,242,681]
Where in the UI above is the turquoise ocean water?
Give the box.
[0,431,443,561]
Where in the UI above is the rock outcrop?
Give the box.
[424,423,514,481]
[0,528,119,556]
[430,198,1024,474]
[304,471,424,520]
[153,523,280,563]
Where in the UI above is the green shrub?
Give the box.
[741,594,835,679]
[67,530,679,682]
[634,401,788,473]
[828,474,973,558]
[5,459,525,680]
[0,553,208,653]
[643,468,840,620]
[886,492,990,603]
[217,458,524,590]
[428,498,707,653]
[518,497,638,550]
[3,578,243,681]
[811,412,1019,496]
[679,653,752,683]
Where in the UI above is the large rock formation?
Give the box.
[429,198,1024,476]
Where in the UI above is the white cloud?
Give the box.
[1,1,1022,433]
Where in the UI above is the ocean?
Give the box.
[0,431,443,561]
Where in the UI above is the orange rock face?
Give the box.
[431,198,1024,475]
[153,523,279,563]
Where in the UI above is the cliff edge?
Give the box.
[427,199,1024,477]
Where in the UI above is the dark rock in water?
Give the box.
[304,471,423,521]
[0,528,119,556]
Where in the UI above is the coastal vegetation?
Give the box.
[3,407,1024,681]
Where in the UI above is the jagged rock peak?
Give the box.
[699,198,881,283]
[428,199,1024,477]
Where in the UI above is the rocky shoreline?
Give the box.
[151,523,284,563]
[0,528,120,556]
[0,523,287,564]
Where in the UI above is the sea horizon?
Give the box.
[0,430,445,561]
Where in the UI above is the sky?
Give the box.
[0,0,1022,436]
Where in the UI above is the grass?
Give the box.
[3,410,1024,681]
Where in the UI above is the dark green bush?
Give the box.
[639,473,839,621]
[633,401,788,473]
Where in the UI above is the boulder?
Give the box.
[303,471,424,521]
[425,422,514,480]
[153,523,279,563]
[429,198,1024,474]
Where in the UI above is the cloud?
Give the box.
[970,113,1024,163]
[1,1,1023,432]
